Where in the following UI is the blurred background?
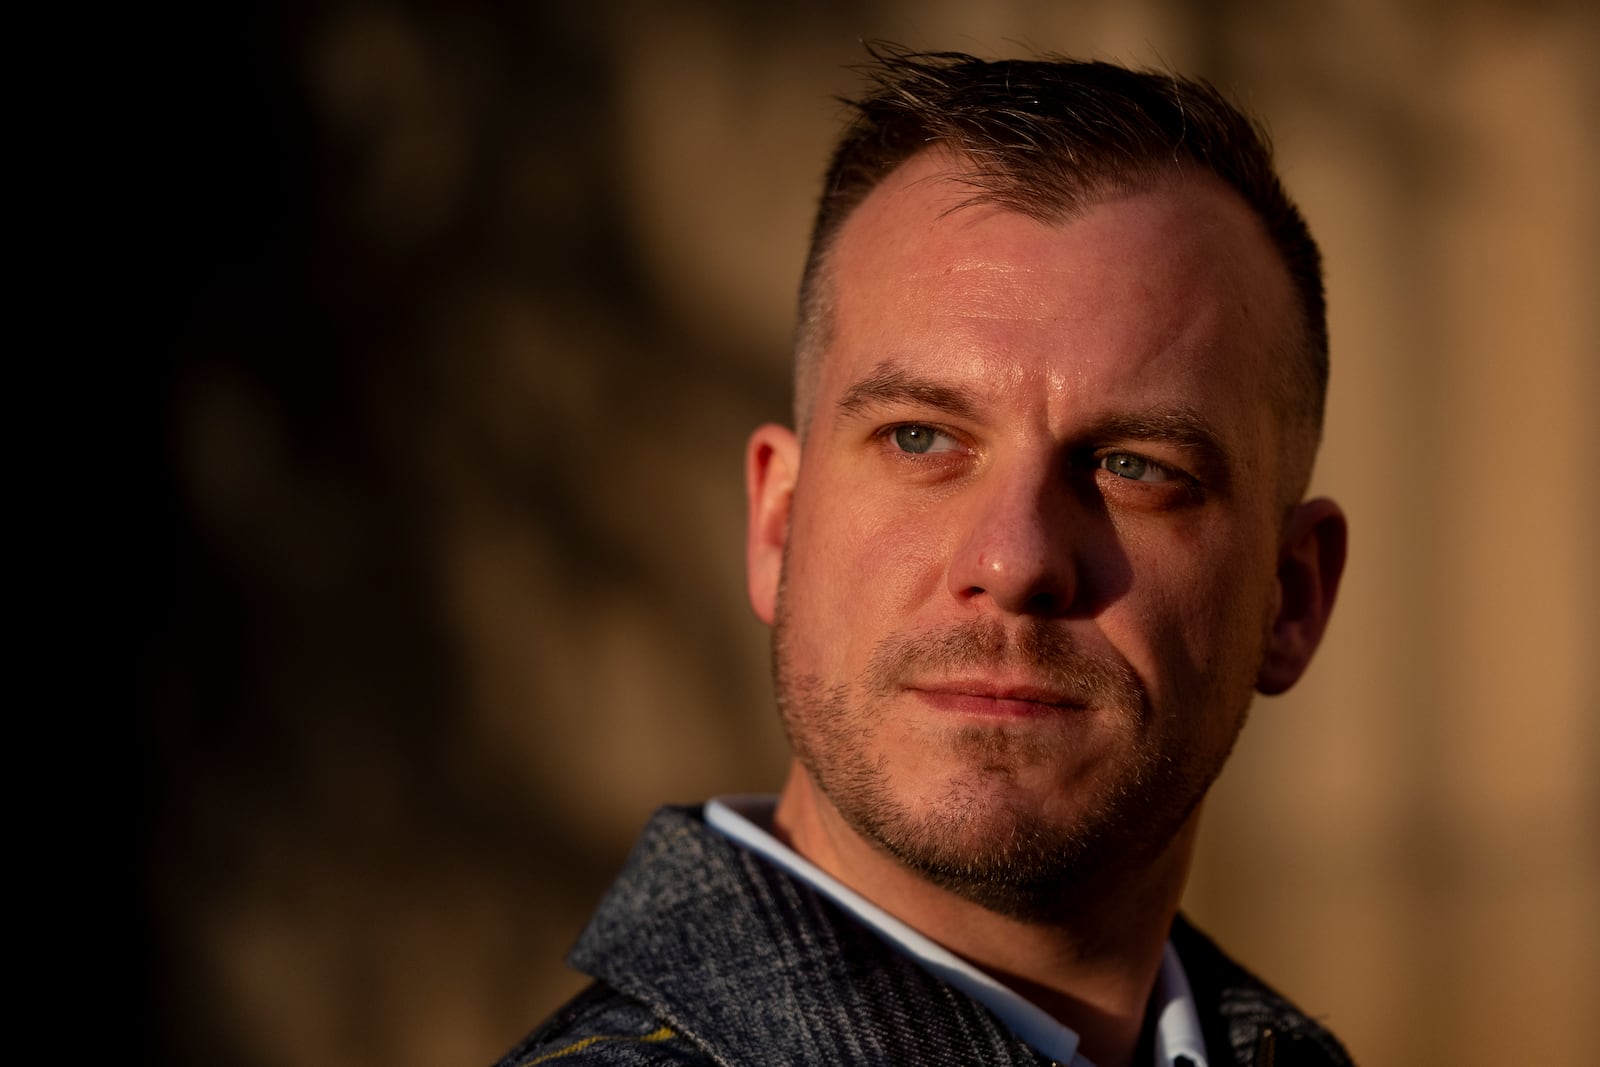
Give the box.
[143,2,1598,1065]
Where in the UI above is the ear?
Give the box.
[745,423,800,625]
[1256,497,1348,695]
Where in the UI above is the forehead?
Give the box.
[816,153,1296,437]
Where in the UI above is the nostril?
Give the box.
[1025,590,1060,614]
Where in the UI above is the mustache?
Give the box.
[861,619,1145,713]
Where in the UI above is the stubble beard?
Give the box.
[772,598,1245,923]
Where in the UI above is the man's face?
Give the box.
[749,154,1324,913]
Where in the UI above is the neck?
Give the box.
[772,763,1196,1067]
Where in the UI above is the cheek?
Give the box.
[798,475,954,598]
[1107,525,1279,705]
[780,494,957,687]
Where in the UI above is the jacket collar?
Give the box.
[571,806,1352,1067]
[572,805,1047,1066]
[1168,918,1354,1067]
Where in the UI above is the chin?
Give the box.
[821,737,1209,921]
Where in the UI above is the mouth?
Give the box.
[906,680,1087,719]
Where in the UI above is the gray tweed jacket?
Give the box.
[495,806,1354,1066]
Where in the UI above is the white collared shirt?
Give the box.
[706,796,1207,1067]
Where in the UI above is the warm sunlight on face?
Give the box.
[758,152,1305,912]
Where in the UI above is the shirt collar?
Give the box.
[706,795,1207,1067]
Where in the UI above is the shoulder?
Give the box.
[1172,917,1357,1067]
[493,982,716,1067]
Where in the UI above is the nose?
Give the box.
[946,461,1080,616]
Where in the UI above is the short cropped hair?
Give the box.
[795,47,1327,498]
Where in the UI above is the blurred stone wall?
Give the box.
[147,3,1598,1065]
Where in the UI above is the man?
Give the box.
[500,49,1351,1067]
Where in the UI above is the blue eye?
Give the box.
[892,425,948,454]
[1100,452,1168,482]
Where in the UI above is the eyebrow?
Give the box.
[1088,410,1233,481]
[1090,410,1224,452]
[835,363,983,421]
[833,366,1234,478]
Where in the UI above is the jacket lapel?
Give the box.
[571,806,1047,1067]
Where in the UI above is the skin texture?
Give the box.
[744,152,1346,1067]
